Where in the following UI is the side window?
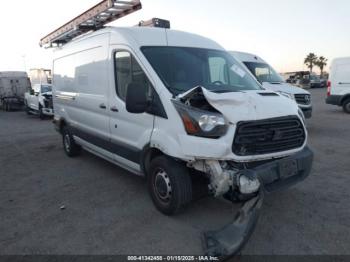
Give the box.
[114,51,152,101]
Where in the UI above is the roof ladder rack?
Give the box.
[40,0,142,47]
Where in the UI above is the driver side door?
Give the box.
[108,47,155,173]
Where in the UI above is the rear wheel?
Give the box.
[148,156,192,215]
[62,126,81,157]
[343,99,350,114]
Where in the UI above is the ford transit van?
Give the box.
[51,25,313,256]
[230,51,313,118]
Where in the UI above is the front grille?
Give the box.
[233,116,305,156]
[294,94,311,105]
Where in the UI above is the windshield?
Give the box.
[41,85,52,93]
[141,47,261,95]
[243,62,284,83]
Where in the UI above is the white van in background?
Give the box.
[326,57,350,113]
[230,51,313,119]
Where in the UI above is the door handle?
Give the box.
[99,103,107,109]
[110,106,119,112]
[339,82,350,85]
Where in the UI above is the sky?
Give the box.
[0,0,349,73]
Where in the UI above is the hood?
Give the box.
[178,87,300,124]
[262,82,310,95]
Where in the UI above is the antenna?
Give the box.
[40,0,142,48]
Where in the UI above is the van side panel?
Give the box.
[53,33,111,145]
[332,61,350,96]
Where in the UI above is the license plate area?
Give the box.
[279,159,298,179]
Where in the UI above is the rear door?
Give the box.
[107,47,155,173]
[333,62,350,95]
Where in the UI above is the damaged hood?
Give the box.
[178,86,299,124]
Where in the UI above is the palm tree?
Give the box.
[304,53,318,73]
[316,56,328,77]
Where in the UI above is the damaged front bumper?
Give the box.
[202,146,313,258]
[251,146,313,193]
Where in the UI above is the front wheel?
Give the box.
[62,126,81,157]
[25,101,31,115]
[343,99,350,114]
[39,105,45,120]
[148,156,192,215]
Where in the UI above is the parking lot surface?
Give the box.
[0,88,349,255]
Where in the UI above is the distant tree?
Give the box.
[316,56,328,77]
[304,53,318,73]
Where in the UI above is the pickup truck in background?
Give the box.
[24,83,53,119]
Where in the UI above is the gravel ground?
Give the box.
[0,88,349,255]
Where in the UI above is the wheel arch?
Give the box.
[53,117,68,134]
[140,145,167,177]
[341,94,350,105]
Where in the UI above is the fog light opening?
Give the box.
[238,175,260,194]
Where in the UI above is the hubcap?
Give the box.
[154,169,172,203]
[64,134,71,152]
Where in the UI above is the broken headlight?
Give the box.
[172,100,228,138]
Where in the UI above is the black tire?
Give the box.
[24,101,31,115]
[62,126,81,157]
[39,105,45,120]
[343,99,350,114]
[25,105,31,115]
[148,156,192,215]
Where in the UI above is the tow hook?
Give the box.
[202,190,264,258]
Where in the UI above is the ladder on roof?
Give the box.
[40,0,142,47]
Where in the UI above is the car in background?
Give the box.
[24,83,53,119]
[230,51,313,118]
[326,57,350,113]
[310,75,322,88]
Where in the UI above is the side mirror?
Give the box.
[126,82,149,114]
[29,89,34,95]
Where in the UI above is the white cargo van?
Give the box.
[44,0,313,256]
[326,57,350,113]
[230,51,313,119]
